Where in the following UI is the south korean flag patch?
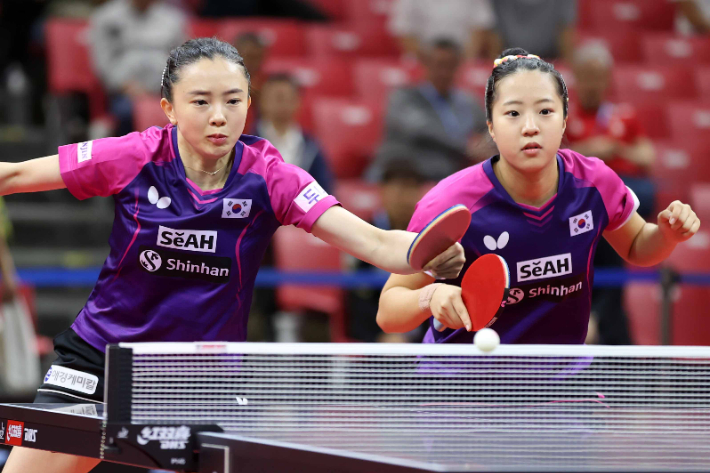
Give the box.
[222,198,252,219]
[569,210,594,236]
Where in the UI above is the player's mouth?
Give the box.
[207,134,228,146]
[522,142,542,156]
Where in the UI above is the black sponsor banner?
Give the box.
[138,246,231,284]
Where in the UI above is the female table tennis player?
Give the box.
[377,48,700,344]
[0,38,465,473]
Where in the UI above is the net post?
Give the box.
[104,344,133,422]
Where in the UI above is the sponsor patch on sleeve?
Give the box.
[294,182,327,213]
[77,140,93,163]
[44,365,98,395]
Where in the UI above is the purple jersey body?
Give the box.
[59,125,338,352]
[409,150,639,345]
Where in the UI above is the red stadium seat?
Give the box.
[187,19,221,39]
[346,0,396,32]
[631,102,670,139]
[353,59,422,102]
[690,183,710,222]
[642,33,710,65]
[263,59,355,97]
[335,180,382,223]
[665,101,710,145]
[456,62,491,102]
[666,230,710,273]
[576,30,643,63]
[695,67,710,100]
[583,0,676,32]
[652,141,710,186]
[613,66,696,103]
[218,20,307,58]
[312,98,384,178]
[45,19,106,118]
[132,95,169,131]
[306,25,400,59]
[272,225,347,342]
[625,283,710,345]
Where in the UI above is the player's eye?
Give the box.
[193,100,208,106]
[540,109,553,115]
[505,110,519,117]
[227,99,241,105]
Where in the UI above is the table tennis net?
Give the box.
[114,343,710,471]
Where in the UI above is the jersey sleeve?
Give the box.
[266,158,339,232]
[58,128,161,200]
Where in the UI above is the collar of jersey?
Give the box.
[483,154,563,212]
[170,125,244,199]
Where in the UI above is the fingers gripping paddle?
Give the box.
[407,205,471,271]
[433,253,510,332]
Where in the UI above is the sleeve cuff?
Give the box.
[296,195,340,233]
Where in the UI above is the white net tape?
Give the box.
[121,343,710,471]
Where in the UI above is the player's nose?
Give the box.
[210,105,227,127]
[521,113,540,136]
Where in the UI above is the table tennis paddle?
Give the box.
[407,204,471,271]
[433,253,510,332]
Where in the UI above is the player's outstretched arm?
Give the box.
[311,205,465,278]
[605,201,701,267]
[377,273,472,333]
[0,155,66,196]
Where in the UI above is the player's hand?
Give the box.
[658,200,700,243]
[429,284,472,331]
[423,242,465,280]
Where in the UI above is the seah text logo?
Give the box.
[138,246,231,284]
[517,253,572,283]
[157,226,217,253]
[77,141,93,163]
[137,426,191,450]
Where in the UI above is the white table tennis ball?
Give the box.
[474,328,500,353]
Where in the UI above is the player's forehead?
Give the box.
[494,70,561,107]
[173,57,248,97]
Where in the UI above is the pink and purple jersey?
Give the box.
[408,150,639,345]
[59,125,338,352]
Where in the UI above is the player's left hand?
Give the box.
[658,201,701,243]
[423,242,465,280]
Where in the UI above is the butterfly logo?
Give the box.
[483,232,509,251]
[148,186,171,209]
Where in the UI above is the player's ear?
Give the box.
[248,95,252,109]
[487,121,496,142]
[562,117,567,135]
[161,98,177,126]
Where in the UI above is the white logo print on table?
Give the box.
[483,232,509,251]
[148,186,171,209]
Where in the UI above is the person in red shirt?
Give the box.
[566,42,657,345]
[566,41,656,217]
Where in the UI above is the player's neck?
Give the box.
[177,132,234,191]
[493,157,558,208]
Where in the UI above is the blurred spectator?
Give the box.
[490,0,577,62]
[197,0,328,21]
[348,160,427,343]
[566,42,656,346]
[675,0,710,34]
[256,73,334,193]
[388,0,496,59]
[89,0,186,136]
[369,38,490,183]
[234,32,267,134]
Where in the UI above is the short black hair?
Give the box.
[426,37,461,55]
[263,72,300,92]
[233,32,265,48]
[484,47,569,122]
[381,160,426,184]
[161,37,251,102]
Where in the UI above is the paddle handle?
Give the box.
[433,319,446,332]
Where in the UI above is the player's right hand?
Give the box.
[429,284,472,331]
[423,242,466,280]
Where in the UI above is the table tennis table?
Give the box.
[1,342,710,472]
